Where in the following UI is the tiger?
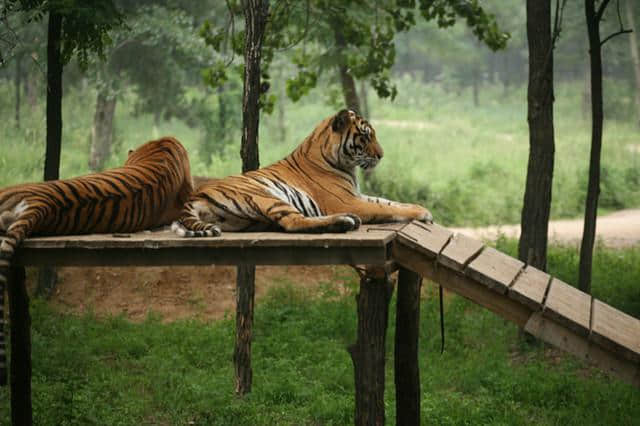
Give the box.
[0,137,194,386]
[172,109,432,238]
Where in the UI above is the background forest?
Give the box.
[1,1,640,425]
[1,0,639,227]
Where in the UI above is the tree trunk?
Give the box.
[15,54,22,129]
[625,0,640,127]
[334,26,362,113]
[39,11,64,299]
[88,90,117,171]
[349,270,393,426]
[45,11,63,181]
[359,79,370,118]
[519,0,555,272]
[579,0,604,294]
[472,71,480,107]
[235,0,269,397]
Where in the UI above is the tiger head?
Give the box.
[329,109,383,171]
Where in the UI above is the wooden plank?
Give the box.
[543,278,591,337]
[392,242,531,327]
[20,226,396,250]
[508,266,551,311]
[438,233,484,272]
[14,245,389,267]
[590,299,640,364]
[465,247,524,294]
[525,312,640,389]
[396,222,453,259]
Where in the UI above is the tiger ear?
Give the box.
[331,109,352,133]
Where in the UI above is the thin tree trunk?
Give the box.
[579,0,604,294]
[334,26,361,113]
[519,0,555,272]
[359,79,370,118]
[39,11,64,298]
[45,11,63,181]
[235,0,269,397]
[15,54,22,129]
[472,71,480,107]
[88,90,117,171]
[625,0,640,127]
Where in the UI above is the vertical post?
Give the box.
[349,268,393,426]
[9,266,32,426]
[395,268,422,426]
[234,265,255,394]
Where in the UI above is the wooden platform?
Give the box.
[393,222,640,388]
[13,224,400,267]
[5,221,640,425]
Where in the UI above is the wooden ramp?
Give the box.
[392,222,640,388]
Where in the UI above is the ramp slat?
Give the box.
[438,233,484,272]
[543,278,591,337]
[509,266,551,311]
[466,247,524,294]
[397,222,452,259]
[591,300,640,363]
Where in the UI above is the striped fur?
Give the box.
[174,109,432,237]
[0,137,194,385]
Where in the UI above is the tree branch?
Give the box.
[596,0,613,22]
[600,28,632,47]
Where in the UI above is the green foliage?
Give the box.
[200,1,509,107]
[6,0,124,69]
[1,244,639,425]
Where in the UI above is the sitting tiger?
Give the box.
[0,137,194,386]
[172,109,432,237]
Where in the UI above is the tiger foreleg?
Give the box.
[265,200,361,233]
[344,196,433,224]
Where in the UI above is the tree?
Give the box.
[518,0,562,272]
[202,1,509,115]
[625,0,640,127]
[579,0,631,293]
[234,0,269,396]
[86,3,212,171]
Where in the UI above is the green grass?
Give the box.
[1,243,639,425]
[2,76,639,227]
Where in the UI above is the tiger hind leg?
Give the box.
[171,200,222,237]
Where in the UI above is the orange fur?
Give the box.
[173,110,432,237]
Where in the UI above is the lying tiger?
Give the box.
[0,137,194,386]
[172,109,432,237]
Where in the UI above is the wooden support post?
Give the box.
[349,268,393,426]
[395,268,422,426]
[234,265,255,395]
[9,266,32,426]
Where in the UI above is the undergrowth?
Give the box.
[1,242,639,425]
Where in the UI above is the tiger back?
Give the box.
[172,109,432,238]
[0,136,194,385]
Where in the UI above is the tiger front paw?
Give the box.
[416,208,433,224]
[329,214,362,232]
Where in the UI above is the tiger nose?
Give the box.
[375,147,384,160]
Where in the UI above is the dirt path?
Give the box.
[452,209,640,248]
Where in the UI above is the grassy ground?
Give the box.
[1,242,638,425]
[2,77,639,227]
